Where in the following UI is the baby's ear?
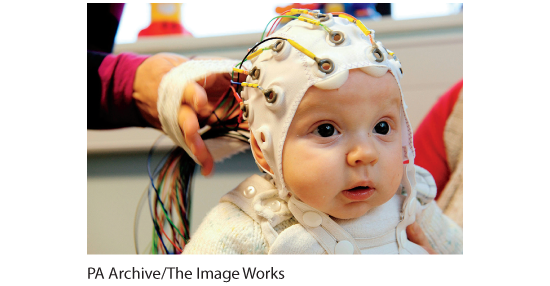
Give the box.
[250,132,273,173]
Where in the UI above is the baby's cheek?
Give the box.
[393,166,403,187]
[390,154,404,187]
[284,154,337,208]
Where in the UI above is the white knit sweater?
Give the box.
[183,174,463,254]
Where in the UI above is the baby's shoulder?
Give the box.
[183,201,268,254]
[220,174,293,228]
[184,175,294,254]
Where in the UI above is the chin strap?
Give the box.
[287,195,362,254]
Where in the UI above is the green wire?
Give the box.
[151,158,187,252]
[152,227,158,254]
[221,97,234,119]
[173,177,190,242]
[157,178,187,242]
[261,15,329,41]
[261,15,298,40]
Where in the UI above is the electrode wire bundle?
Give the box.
[134,140,171,254]
[198,84,250,142]
[261,9,376,44]
[149,146,193,254]
[137,80,250,254]
[140,137,193,254]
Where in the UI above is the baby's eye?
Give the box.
[373,121,390,135]
[313,123,339,137]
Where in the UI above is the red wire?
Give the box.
[230,85,242,103]
[266,9,291,38]
[229,85,244,124]
[211,85,231,112]
[267,18,282,37]
[158,210,184,253]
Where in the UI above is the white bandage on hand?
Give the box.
[157,59,242,165]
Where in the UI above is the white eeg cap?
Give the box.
[240,15,416,204]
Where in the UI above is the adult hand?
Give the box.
[133,53,237,176]
[176,57,240,176]
[406,222,437,254]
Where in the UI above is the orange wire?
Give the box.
[159,215,184,253]
[266,19,279,38]
[229,85,244,123]
[266,9,291,38]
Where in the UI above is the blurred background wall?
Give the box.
[88,3,463,254]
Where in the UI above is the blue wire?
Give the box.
[147,139,175,220]
[146,136,174,254]
[147,184,169,254]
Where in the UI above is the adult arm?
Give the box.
[87,51,150,129]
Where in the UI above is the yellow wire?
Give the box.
[338,14,355,23]
[298,16,320,26]
[355,20,371,36]
[290,8,309,14]
[232,68,248,74]
[286,38,317,61]
[337,14,372,37]
[246,49,264,60]
[241,82,259,88]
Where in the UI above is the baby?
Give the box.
[159,10,462,254]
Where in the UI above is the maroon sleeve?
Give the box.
[413,79,462,199]
[94,52,151,129]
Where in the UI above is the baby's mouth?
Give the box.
[342,184,375,201]
[348,186,371,191]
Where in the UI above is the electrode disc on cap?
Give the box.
[372,47,384,63]
[240,102,249,120]
[317,58,335,73]
[272,40,285,53]
[263,88,277,103]
[329,31,345,45]
[317,13,331,22]
[250,66,261,80]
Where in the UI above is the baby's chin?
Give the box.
[326,201,375,220]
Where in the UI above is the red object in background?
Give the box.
[138,21,192,37]
[138,4,192,38]
[413,79,463,199]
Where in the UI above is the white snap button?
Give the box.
[335,240,354,254]
[264,199,281,212]
[302,211,322,228]
[243,186,256,198]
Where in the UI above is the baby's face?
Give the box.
[282,70,403,219]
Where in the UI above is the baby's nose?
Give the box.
[346,140,378,166]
